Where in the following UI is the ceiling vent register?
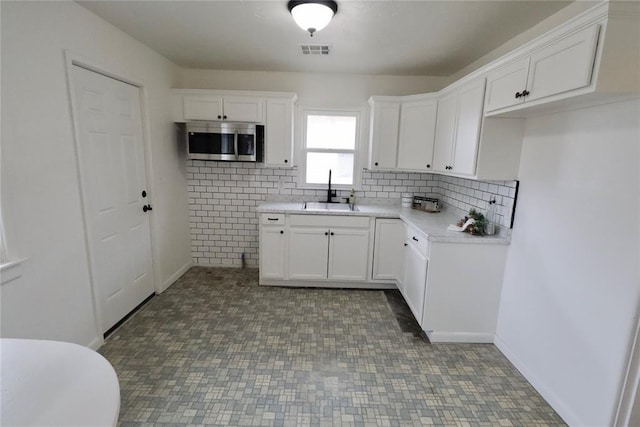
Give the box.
[300,44,330,55]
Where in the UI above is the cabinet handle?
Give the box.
[325,231,329,236]
[267,218,279,221]
[515,91,522,99]
[280,230,284,234]
[374,162,379,166]
[522,90,530,97]
[217,115,222,119]
[426,164,431,168]
[412,236,419,242]
[284,159,288,163]
[223,115,227,120]
[404,243,408,247]
[330,232,334,236]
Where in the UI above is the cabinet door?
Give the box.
[484,57,529,112]
[432,93,457,173]
[260,227,286,279]
[265,98,294,167]
[328,228,370,282]
[288,227,329,280]
[183,95,224,121]
[372,219,405,281]
[451,79,486,176]
[526,25,600,103]
[222,96,264,122]
[402,243,428,324]
[369,101,400,169]
[397,99,437,171]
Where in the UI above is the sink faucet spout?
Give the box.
[327,169,336,203]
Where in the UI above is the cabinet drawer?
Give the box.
[289,214,370,228]
[405,224,429,258]
[261,214,285,225]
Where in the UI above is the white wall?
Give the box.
[495,99,640,426]
[180,69,448,108]
[0,1,192,347]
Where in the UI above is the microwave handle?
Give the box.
[234,130,239,160]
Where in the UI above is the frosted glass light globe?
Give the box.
[290,3,335,36]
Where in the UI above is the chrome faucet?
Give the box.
[326,169,336,203]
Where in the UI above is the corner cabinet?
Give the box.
[432,79,486,177]
[372,219,405,282]
[397,97,437,171]
[368,95,437,172]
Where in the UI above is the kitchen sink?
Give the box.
[304,202,358,212]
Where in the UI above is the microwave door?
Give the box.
[236,132,257,161]
[188,130,236,161]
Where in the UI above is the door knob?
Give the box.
[143,204,152,212]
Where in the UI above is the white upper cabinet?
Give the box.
[220,95,264,122]
[432,93,457,174]
[182,93,263,122]
[484,57,529,112]
[182,95,223,121]
[397,98,437,171]
[525,24,600,102]
[433,79,486,177]
[368,98,400,170]
[485,24,601,114]
[264,96,296,167]
[368,95,436,172]
[451,79,486,176]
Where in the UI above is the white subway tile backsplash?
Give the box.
[187,162,517,267]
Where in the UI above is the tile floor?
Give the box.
[100,267,565,426]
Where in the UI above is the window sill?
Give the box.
[1,258,26,286]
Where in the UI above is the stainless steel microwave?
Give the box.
[185,122,263,162]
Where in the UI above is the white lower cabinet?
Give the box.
[372,219,405,282]
[422,242,507,343]
[285,215,372,283]
[259,214,287,281]
[328,229,370,281]
[401,224,429,324]
[288,227,330,280]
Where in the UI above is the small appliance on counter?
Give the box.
[412,196,440,213]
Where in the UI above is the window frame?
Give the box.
[297,107,365,190]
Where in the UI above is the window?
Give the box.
[300,109,361,188]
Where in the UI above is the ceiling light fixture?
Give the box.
[287,0,338,37]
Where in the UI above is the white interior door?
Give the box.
[71,65,154,333]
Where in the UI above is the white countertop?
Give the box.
[257,202,510,245]
[1,339,120,426]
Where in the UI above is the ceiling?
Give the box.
[77,0,573,76]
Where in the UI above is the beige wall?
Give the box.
[180,69,448,108]
[448,1,599,83]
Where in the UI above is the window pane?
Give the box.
[306,115,356,150]
[306,152,354,185]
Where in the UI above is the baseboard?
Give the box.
[260,279,396,290]
[494,335,578,426]
[159,260,193,293]
[427,331,495,343]
[87,336,104,351]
